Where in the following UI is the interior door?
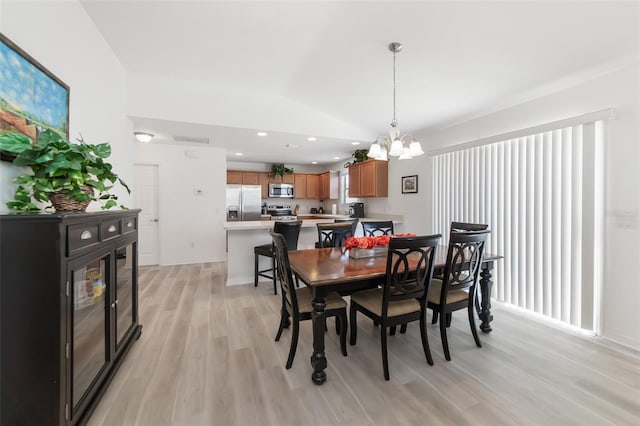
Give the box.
[134,164,159,265]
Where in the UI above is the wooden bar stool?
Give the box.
[254,220,302,294]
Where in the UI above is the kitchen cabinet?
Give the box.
[0,210,142,425]
[306,174,320,199]
[349,159,388,197]
[294,174,307,199]
[227,170,243,184]
[319,171,339,200]
[259,172,270,199]
[227,170,259,185]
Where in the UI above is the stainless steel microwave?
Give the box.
[268,183,294,198]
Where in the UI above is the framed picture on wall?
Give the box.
[0,33,70,149]
[401,175,418,194]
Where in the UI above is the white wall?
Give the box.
[134,143,227,265]
[0,0,133,210]
[386,63,639,349]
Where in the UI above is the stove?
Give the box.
[266,205,292,216]
[272,215,298,221]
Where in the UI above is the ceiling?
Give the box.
[81,1,639,165]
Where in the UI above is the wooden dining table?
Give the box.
[288,246,502,385]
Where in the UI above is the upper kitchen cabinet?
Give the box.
[259,173,270,199]
[227,170,259,185]
[294,174,307,199]
[319,171,339,200]
[306,174,320,199]
[349,160,388,197]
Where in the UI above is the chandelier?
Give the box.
[367,42,424,161]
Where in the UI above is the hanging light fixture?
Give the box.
[367,42,424,161]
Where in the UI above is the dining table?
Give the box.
[288,246,503,385]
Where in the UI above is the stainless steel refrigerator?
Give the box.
[226,184,261,221]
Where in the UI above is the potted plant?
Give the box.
[352,149,369,163]
[269,163,294,178]
[0,130,130,212]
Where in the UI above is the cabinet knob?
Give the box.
[107,225,117,233]
[80,230,93,240]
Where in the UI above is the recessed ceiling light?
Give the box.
[308,137,317,141]
[235,152,243,156]
[311,161,318,164]
[333,156,340,160]
[257,132,267,136]
[352,141,361,145]
[286,144,299,149]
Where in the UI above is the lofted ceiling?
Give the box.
[81,1,639,165]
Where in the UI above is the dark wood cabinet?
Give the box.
[0,210,142,425]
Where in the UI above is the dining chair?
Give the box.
[432,221,489,324]
[254,220,302,294]
[349,234,441,380]
[270,230,348,369]
[334,217,359,236]
[316,222,354,248]
[427,230,489,361]
[361,220,394,236]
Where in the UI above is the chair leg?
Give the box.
[390,326,396,336]
[419,313,434,366]
[254,253,259,287]
[285,319,299,369]
[275,306,288,341]
[431,310,439,324]
[335,316,340,335]
[440,312,451,361]
[272,256,277,295]
[381,324,390,381]
[349,304,358,345]
[468,301,482,348]
[400,323,408,334]
[446,313,452,327]
[338,312,348,356]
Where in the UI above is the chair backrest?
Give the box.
[270,230,300,316]
[362,220,394,236]
[334,217,359,236]
[382,234,441,316]
[439,230,490,305]
[316,222,354,248]
[273,220,303,250]
[450,221,489,233]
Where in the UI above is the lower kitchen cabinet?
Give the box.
[0,210,142,425]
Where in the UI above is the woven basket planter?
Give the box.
[49,185,94,212]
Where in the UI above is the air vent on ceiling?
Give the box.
[172,135,210,144]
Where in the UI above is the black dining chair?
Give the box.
[334,217,359,236]
[270,230,348,369]
[427,230,489,361]
[349,234,441,380]
[316,222,354,248]
[432,221,490,324]
[254,220,302,294]
[361,220,394,236]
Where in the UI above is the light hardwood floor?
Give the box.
[88,263,640,426]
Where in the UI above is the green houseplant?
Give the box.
[269,163,294,178]
[0,129,130,212]
[352,149,369,163]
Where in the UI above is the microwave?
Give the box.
[269,183,294,198]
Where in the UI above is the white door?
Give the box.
[134,164,159,265]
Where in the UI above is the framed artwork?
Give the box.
[401,175,418,194]
[0,33,70,146]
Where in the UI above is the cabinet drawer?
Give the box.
[101,219,121,241]
[67,223,100,256]
[122,216,137,234]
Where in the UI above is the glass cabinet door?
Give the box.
[71,254,109,408]
[115,243,136,350]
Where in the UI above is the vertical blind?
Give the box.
[430,114,606,331]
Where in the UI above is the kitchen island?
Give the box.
[224,215,403,286]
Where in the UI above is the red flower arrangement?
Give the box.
[344,233,416,249]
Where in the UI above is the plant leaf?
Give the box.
[0,133,34,153]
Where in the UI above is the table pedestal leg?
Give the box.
[479,261,494,333]
[310,296,327,385]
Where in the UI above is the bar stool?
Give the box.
[254,220,302,294]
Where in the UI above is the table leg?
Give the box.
[310,294,327,385]
[479,261,494,333]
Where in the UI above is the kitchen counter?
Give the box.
[224,216,404,286]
